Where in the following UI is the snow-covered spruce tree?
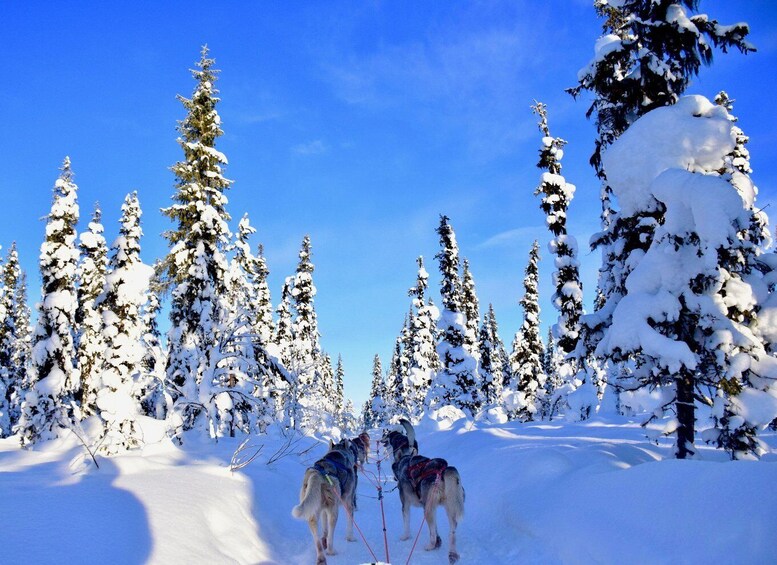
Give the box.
[706,93,776,457]
[504,241,546,421]
[569,0,755,357]
[140,286,168,419]
[531,102,592,419]
[542,328,564,417]
[95,192,154,453]
[0,244,30,435]
[0,250,7,434]
[598,96,777,459]
[273,277,295,423]
[229,215,274,346]
[228,215,261,337]
[461,259,481,357]
[218,214,275,435]
[288,236,326,430]
[290,236,321,364]
[532,103,583,356]
[403,257,440,421]
[363,354,388,429]
[334,355,345,424]
[385,332,410,422]
[12,264,31,392]
[18,158,81,446]
[249,243,283,430]
[157,47,234,439]
[478,305,507,411]
[320,353,336,416]
[275,277,294,365]
[255,244,275,344]
[76,205,108,417]
[427,216,482,418]
[341,399,359,435]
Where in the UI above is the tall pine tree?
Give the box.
[289,236,325,430]
[478,304,507,410]
[158,47,234,439]
[427,216,482,418]
[334,355,345,425]
[218,213,273,435]
[363,354,387,429]
[532,102,593,419]
[569,0,755,359]
[19,158,81,446]
[461,259,481,357]
[598,95,777,459]
[505,241,546,421]
[0,244,30,436]
[405,256,439,421]
[76,205,108,417]
[96,192,154,453]
[532,102,583,355]
[274,277,295,425]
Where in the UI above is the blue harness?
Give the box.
[313,457,353,495]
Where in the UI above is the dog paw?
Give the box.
[449,550,461,564]
[326,547,337,556]
[399,534,411,541]
[347,536,357,542]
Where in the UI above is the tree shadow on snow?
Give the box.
[0,455,152,565]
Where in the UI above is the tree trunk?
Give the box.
[675,370,695,459]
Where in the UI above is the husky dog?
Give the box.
[344,431,371,511]
[350,431,371,466]
[381,423,418,456]
[292,438,358,565]
[381,419,465,564]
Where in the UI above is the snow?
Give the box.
[666,4,700,35]
[602,95,735,217]
[652,169,742,249]
[729,389,777,428]
[1,419,776,564]
[578,34,623,81]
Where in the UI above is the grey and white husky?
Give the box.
[381,419,465,564]
[292,438,358,565]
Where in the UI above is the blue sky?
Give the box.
[3,1,776,407]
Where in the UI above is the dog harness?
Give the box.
[407,457,448,496]
[313,458,352,495]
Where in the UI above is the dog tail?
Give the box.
[292,468,324,520]
[443,466,465,522]
[399,418,416,450]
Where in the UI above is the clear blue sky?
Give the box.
[3,1,776,407]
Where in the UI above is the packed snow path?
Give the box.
[1,418,776,564]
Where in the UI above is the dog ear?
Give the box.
[328,439,334,450]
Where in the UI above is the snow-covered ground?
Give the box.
[1,417,776,564]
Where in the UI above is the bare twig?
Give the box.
[65,418,100,469]
[266,432,301,465]
[230,437,264,472]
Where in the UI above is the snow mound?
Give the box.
[602,95,735,216]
